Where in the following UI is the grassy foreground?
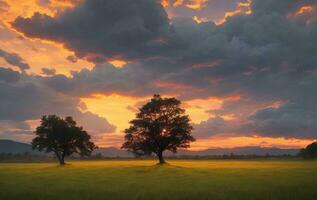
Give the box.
[0,160,317,200]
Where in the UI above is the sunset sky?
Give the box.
[0,0,316,150]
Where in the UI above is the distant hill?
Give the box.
[0,140,37,154]
[94,147,132,157]
[0,140,300,157]
[95,146,300,157]
[174,147,300,156]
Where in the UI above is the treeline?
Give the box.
[167,154,297,160]
[0,152,301,162]
[73,153,299,160]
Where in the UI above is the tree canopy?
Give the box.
[122,94,195,164]
[32,115,96,164]
[299,141,317,159]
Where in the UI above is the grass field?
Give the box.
[0,160,317,200]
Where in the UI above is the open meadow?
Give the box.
[0,160,317,200]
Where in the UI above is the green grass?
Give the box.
[0,160,317,200]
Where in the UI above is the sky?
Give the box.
[0,0,317,150]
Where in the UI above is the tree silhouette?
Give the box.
[299,141,317,159]
[32,115,96,165]
[122,94,195,164]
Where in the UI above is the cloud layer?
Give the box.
[0,49,29,70]
[0,67,116,141]
[1,0,317,141]
[13,0,176,62]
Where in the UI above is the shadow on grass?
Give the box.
[129,162,186,174]
[38,162,73,170]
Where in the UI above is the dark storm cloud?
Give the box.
[164,0,248,22]
[193,116,234,139]
[0,120,32,142]
[0,67,116,137]
[13,0,179,62]
[37,0,82,7]
[171,0,317,139]
[177,0,317,139]
[0,67,20,83]
[247,96,317,139]
[41,67,56,76]
[66,55,78,63]
[44,61,184,97]
[0,49,30,70]
[9,0,317,139]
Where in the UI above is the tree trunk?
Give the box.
[55,151,65,165]
[60,156,65,165]
[157,151,165,164]
[60,151,66,165]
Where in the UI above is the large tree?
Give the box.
[32,115,96,164]
[122,94,195,164]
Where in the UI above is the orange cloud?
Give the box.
[0,0,92,75]
[192,16,209,24]
[183,98,224,123]
[237,0,252,15]
[289,5,316,25]
[0,29,93,75]
[191,136,314,150]
[161,0,208,10]
[80,94,149,134]
[215,0,252,25]
[1,0,80,21]
[95,132,125,148]
[161,0,170,7]
[49,0,81,8]
[191,59,222,68]
[185,0,208,10]
[108,59,127,68]
[173,0,184,7]
[95,133,314,150]
[154,80,194,90]
[295,5,314,16]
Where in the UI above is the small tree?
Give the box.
[122,94,195,164]
[299,141,317,159]
[32,115,96,165]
